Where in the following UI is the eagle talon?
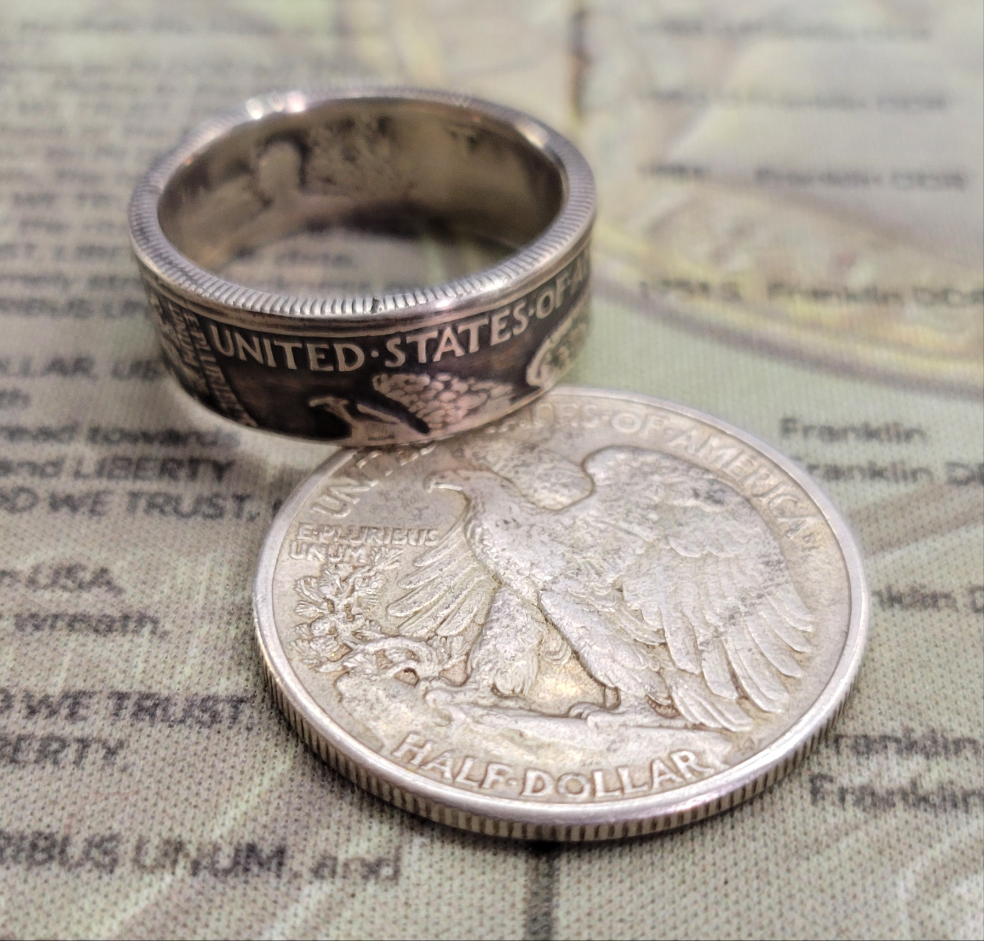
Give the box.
[568,700,692,730]
[567,702,617,729]
[423,684,499,711]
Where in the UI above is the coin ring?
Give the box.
[128,88,595,444]
[253,388,869,840]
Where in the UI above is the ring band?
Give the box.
[128,88,595,444]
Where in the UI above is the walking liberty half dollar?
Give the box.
[253,388,868,840]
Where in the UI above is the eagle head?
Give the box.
[426,467,498,493]
[425,468,529,520]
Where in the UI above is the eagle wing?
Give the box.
[613,454,814,717]
[385,517,497,665]
[529,447,813,731]
[372,373,513,433]
[387,441,597,686]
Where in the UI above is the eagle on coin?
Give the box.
[386,442,815,733]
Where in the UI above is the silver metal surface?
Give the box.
[253,388,869,840]
[129,88,595,442]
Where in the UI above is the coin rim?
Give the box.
[252,386,869,839]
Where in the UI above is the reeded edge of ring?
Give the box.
[129,86,596,322]
[252,386,870,841]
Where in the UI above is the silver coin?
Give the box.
[253,388,868,840]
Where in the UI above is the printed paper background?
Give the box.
[0,2,981,937]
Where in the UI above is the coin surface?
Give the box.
[253,388,868,840]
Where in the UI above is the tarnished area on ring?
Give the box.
[129,88,596,442]
[253,389,869,839]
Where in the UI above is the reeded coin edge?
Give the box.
[252,387,870,841]
[129,87,596,321]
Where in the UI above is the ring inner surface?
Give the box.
[158,99,566,295]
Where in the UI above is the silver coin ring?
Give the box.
[128,88,596,443]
